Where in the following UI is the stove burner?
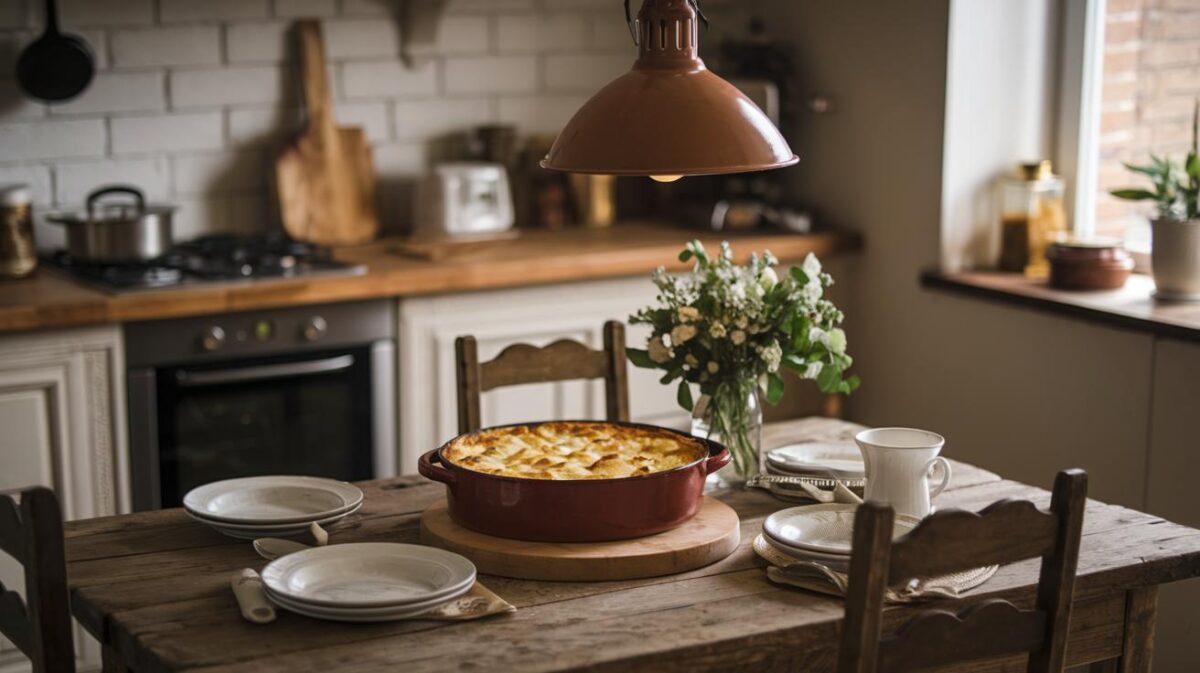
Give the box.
[42,233,365,291]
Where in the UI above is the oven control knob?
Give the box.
[200,326,226,352]
[301,316,327,342]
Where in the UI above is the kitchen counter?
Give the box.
[0,224,861,333]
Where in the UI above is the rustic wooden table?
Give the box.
[66,419,1200,673]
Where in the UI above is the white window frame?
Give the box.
[1054,0,1107,240]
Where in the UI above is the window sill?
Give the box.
[920,270,1200,343]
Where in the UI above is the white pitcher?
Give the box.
[855,427,952,519]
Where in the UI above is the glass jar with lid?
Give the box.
[998,160,1068,277]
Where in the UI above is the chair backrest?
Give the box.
[0,487,74,673]
[837,469,1088,673]
[454,320,630,434]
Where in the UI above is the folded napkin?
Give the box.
[231,571,515,624]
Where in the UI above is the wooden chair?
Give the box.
[455,320,630,434]
[838,469,1088,673]
[0,486,74,673]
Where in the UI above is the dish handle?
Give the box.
[702,440,731,475]
[418,450,456,486]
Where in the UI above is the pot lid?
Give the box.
[45,184,176,225]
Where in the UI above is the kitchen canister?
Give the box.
[0,184,37,279]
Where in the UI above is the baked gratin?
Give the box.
[443,421,709,480]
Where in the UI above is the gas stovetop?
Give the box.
[42,233,367,292]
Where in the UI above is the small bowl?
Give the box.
[1046,239,1133,290]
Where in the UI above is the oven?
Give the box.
[126,300,396,511]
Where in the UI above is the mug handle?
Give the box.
[926,456,952,498]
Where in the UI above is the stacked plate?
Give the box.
[260,543,476,622]
[761,503,920,572]
[766,440,866,484]
[183,476,364,539]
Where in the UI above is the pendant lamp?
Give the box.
[541,0,798,178]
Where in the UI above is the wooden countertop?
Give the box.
[0,224,861,334]
[922,270,1200,343]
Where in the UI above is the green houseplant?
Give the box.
[1111,100,1200,300]
[628,241,859,486]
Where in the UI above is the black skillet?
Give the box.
[16,0,94,102]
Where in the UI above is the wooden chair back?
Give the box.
[0,486,74,673]
[837,469,1088,673]
[455,320,630,434]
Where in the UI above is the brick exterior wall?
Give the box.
[0,0,752,244]
[1097,0,1200,238]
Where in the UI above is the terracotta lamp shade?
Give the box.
[541,0,798,177]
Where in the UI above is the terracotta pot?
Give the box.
[1151,218,1200,301]
[418,421,731,542]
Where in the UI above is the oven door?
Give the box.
[130,346,376,509]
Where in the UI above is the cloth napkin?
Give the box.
[231,570,516,624]
[755,480,997,603]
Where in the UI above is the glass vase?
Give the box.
[691,381,763,490]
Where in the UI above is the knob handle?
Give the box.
[200,326,226,352]
[301,316,327,342]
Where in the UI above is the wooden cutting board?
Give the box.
[419,497,740,581]
[275,20,379,247]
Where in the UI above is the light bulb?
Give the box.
[650,175,684,183]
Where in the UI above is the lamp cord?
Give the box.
[624,0,709,47]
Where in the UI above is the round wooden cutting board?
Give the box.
[419,497,740,582]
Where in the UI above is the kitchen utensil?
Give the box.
[16,0,95,102]
[46,185,175,262]
[745,474,863,504]
[183,475,363,525]
[418,421,731,542]
[414,163,515,237]
[0,185,36,278]
[766,441,866,480]
[185,502,361,539]
[276,20,379,247]
[419,496,740,581]
[763,503,919,556]
[231,568,276,624]
[1046,239,1134,290]
[855,427,952,519]
[254,537,310,561]
[261,542,476,608]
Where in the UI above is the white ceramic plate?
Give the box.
[187,502,362,539]
[183,476,363,525]
[261,543,476,608]
[264,581,472,622]
[765,441,865,480]
[761,535,852,572]
[763,504,920,556]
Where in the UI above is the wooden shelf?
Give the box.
[922,270,1200,344]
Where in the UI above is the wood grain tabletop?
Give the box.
[64,418,1200,672]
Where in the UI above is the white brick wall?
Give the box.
[0,0,751,242]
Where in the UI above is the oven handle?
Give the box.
[174,355,356,387]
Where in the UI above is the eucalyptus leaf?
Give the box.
[627,348,655,369]
[677,381,694,411]
[766,373,784,405]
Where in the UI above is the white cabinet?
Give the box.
[397,276,686,473]
[0,325,127,673]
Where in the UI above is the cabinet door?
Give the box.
[0,326,126,673]
[397,277,685,474]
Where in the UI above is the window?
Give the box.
[1063,0,1200,252]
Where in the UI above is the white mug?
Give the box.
[855,427,952,519]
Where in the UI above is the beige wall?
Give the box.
[760,0,1195,668]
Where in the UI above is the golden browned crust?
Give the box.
[442,421,709,480]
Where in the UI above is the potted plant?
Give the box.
[628,241,859,487]
[1111,100,1200,301]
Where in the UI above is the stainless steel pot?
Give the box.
[47,185,175,261]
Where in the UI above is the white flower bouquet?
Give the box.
[629,240,859,481]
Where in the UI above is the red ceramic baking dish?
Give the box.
[418,421,730,542]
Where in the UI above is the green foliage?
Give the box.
[1111,99,1200,221]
